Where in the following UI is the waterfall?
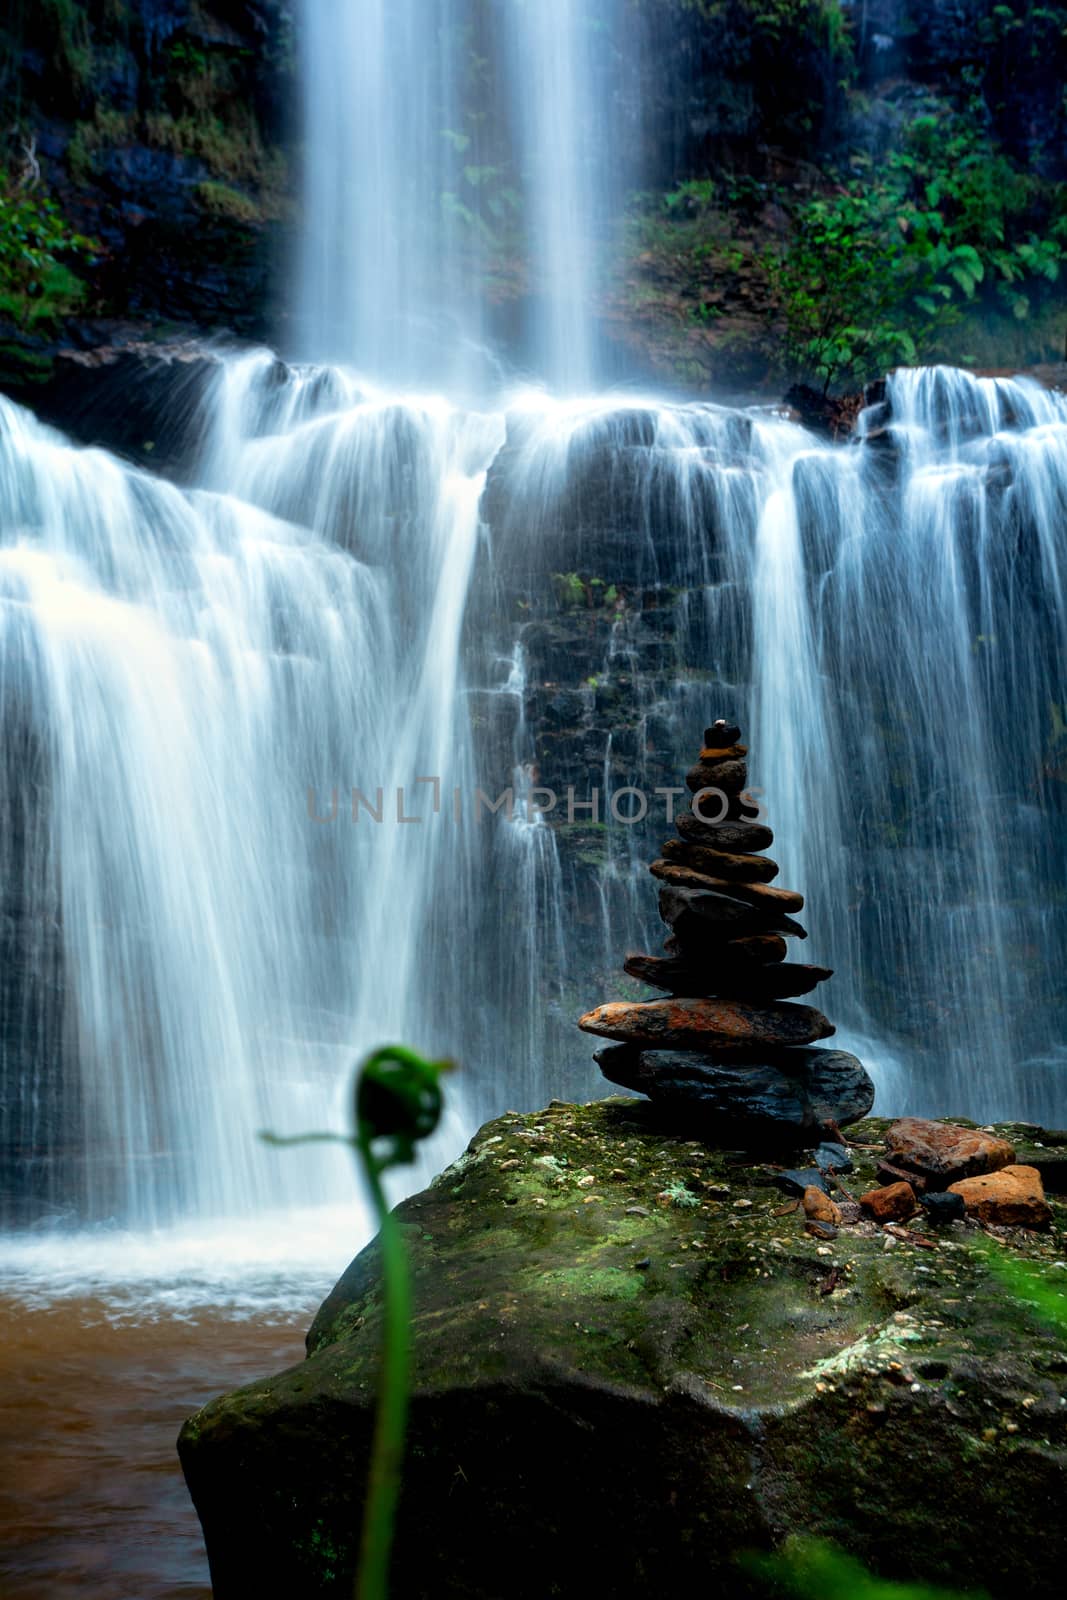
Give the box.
[299,0,628,390]
[3,357,1067,1232]
[1,6,1066,1245]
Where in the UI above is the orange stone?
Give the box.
[948,1165,1051,1228]
[576,995,835,1050]
[802,1186,841,1225]
[884,1118,1016,1187]
[859,1181,918,1223]
[699,744,746,760]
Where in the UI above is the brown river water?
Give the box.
[0,1207,366,1599]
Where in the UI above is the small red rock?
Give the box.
[802,1186,841,1225]
[859,1181,918,1223]
[948,1165,1051,1229]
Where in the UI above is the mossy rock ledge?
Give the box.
[179,1101,1067,1598]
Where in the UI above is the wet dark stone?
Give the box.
[921,1190,967,1225]
[813,1142,853,1175]
[593,1045,875,1145]
[685,757,747,794]
[659,885,807,942]
[675,813,774,851]
[623,952,831,1000]
[775,1167,831,1196]
[703,720,741,746]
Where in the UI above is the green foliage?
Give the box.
[772,112,1067,391]
[552,572,620,609]
[355,1044,451,1174]
[195,181,263,226]
[40,0,93,96]
[0,170,95,325]
[262,1045,452,1600]
[745,1536,982,1599]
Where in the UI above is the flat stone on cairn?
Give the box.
[578,717,874,1146]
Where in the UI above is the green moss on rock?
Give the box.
[180,1102,1067,1599]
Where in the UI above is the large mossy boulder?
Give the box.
[179,1101,1067,1599]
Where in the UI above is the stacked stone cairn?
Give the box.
[579,717,876,1148]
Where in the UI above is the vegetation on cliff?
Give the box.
[617,1,1067,390]
[3,3,1067,393]
[0,0,295,362]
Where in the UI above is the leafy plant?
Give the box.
[263,1044,453,1600]
[0,168,95,325]
[770,111,1067,391]
[745,1536,982,1599]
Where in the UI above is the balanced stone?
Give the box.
[650,859,804,912]
[577,996,834,1050]
[693,788,762,824]
[663,932,788,963]
[704,720,741,746]
[675,813,773,851]
[660,885,807,941]
[580,714,871,1148]
[686,757,747,794]
[660,837,779,882]
[623,953,832,1000]
[675,819,777,857]
[593,1044,875,1141]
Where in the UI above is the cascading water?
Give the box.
[299,0,630,389]
[299,0,484,383]
[2,6,1067,1255]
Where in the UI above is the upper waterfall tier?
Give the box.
[297,0,629,391]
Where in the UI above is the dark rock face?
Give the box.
[594,1044,874,1138]
[179,1102,1067,1600]
[0,1,296,391]
[8,340,224,479]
